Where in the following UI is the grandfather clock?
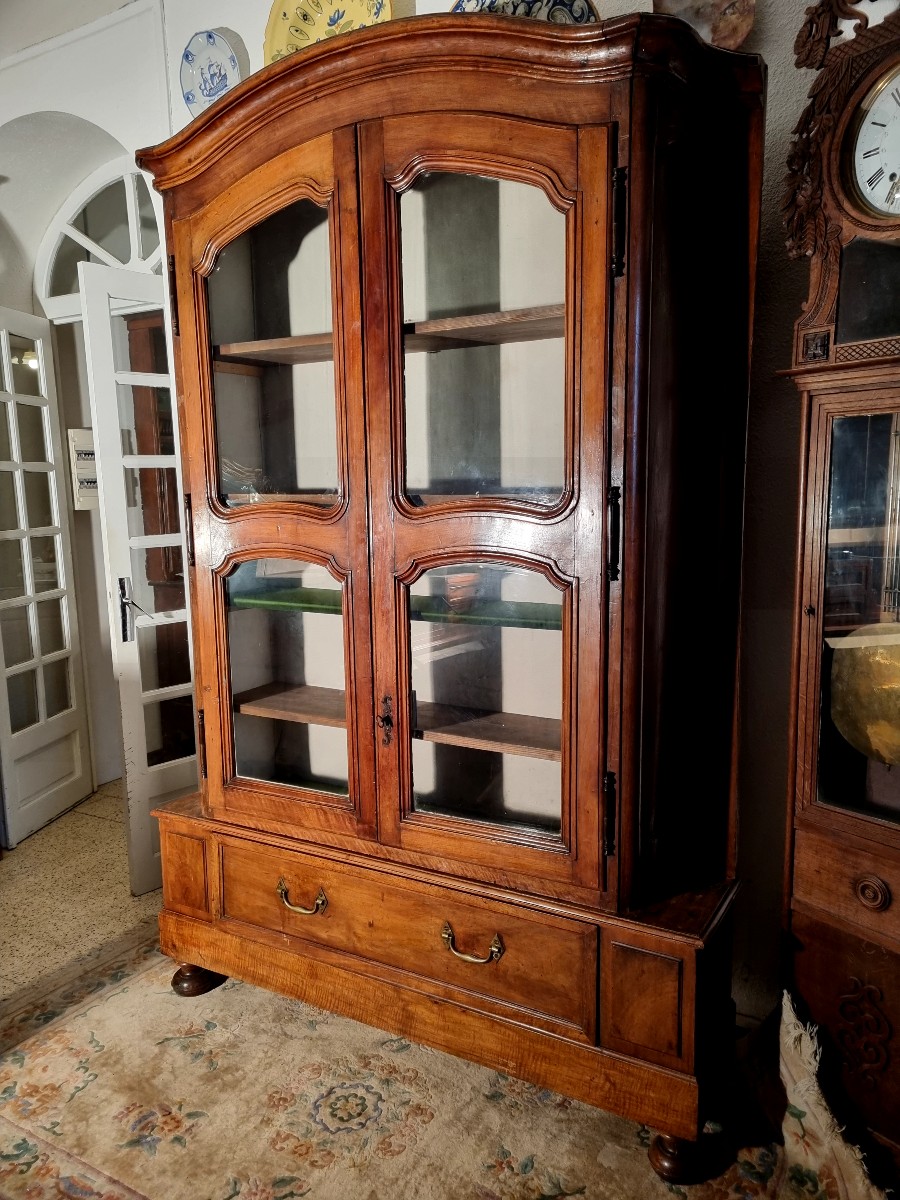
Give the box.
[784,0,900,1176]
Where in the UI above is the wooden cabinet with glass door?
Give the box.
[138,14,764,1183]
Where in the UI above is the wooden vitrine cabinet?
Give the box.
[138,14,764,1181]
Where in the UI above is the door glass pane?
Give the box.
[31,536,59,592]
[400,173,566,507]
[111,311,168,375]
[0,605,32,667]
[130,545,185,614]
[8,668,38,732]
[36,598,65,654]
[117,386,174,457]
[0,474,18,530]
[818,412,900,825]
[408,562,562,834]
[124,467,180,537]
[16,403,47,462]
[144,696,195,765]
[208,198,340,508]
[0,540,25,599]
[43,658,70,718]
[226,558,348,794]
[137,621,191,690]
[9,336,42,397]
[0,404,12,459]
[24,472,53,528]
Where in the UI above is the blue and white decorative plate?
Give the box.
[449,0,598,20]
[181,30,241,119]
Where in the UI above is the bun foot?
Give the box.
[648,1128,732,1185]
[171,963,228,996]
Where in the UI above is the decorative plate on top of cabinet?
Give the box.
[264,0,392,63]
[449,0,598,22]
[180,30,242,118]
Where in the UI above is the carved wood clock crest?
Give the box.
[784,0,900,366]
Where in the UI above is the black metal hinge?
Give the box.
[167,254,179,337]
[602,771,617,856]
[606,484,621,582]
[183,492,195,567]
[197,709,207,779]
[611,167,628,278]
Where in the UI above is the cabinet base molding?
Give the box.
[161,910,700,1138]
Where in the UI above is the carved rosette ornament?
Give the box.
[783,5,900,362]
[836,976,892,1088]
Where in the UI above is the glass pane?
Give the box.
[9,336,41,397]
[0,605,32,667]
[400,174,566,507]
[111,310,168,375]
[31,535,59,592]
[0,474,18,530]
[208,198,340,508]
[43,658,70,718]
[144,696,195,766]
[818,412,900,825]
[77,179,130,264]
[137,621,191,690]
[24,472,53,528]
[36,598,66,655]
[0,539,25,599]
[8,668,38,732]
[130,545,185,614]
[16,403,48,462]
[408,562,562,834]
[124,467,180,537]
[226,558,348,794]
[0,404,11,458]
[116,385,174,459]
[136,173,160,259]
[49,233,91,297]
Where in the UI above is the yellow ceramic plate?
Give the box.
[264,0,392,63]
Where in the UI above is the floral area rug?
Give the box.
[0,930,890,1200]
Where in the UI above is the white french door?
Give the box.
[0,307,92,846]
[79,264,197,895]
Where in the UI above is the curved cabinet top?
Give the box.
[137,13,764,197]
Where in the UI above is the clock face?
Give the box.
[851,63,900,217]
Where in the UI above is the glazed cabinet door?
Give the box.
[795,387,900,839]
[176,127,377,840]
[359,115,613,900]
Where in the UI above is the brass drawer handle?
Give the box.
[441,920,504,964]
[855,875,892,912]
[276,877,328,915]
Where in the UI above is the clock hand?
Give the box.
[886,173,900,208]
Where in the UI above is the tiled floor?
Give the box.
[0,778,162,1002]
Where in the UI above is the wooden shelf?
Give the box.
[232,587,561,629]
[233,682,560,760]
[214,304,565,368]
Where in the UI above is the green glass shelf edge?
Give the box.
[231,588,562,629]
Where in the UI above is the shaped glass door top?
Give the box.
[207,197,340,508]
[399,172,567,508]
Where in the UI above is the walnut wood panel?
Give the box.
[161,830,211,920]
[793,826,900,948]
[219,837,597,1040]
[601,929,693,1072]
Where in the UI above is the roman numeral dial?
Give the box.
[851,64,900,217]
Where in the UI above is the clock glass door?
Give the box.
[814,404,900,825]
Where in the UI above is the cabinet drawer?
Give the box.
[793,827,900,945]
[220,840,597,1040]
